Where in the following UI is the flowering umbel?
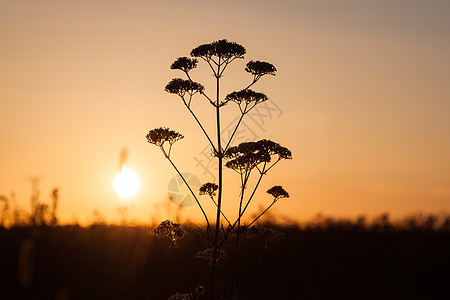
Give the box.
[146,127,183,146]
[165,78,204,97]
[224,139,292,173]
[267,185,289,200]
[152,220,186,246]
[190,39,246,61]
[225,89,268,113]
[199,182,219,197]
[245,60,277,80]
[170,57,198,73]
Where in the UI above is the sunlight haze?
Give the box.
[1,0,449,224]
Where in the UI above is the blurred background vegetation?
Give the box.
[0,212,448,299]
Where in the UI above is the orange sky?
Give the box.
[1,0,449,225]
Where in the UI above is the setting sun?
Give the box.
[113,166,141,198]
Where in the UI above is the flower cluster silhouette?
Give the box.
[267,185,290,200]
[170,57,198,73]
[146,127,183,146]
[152,220,186,246]
[199,183,219,197]
[191,39,246,61]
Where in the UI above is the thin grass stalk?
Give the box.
[166,156,212,238]
[210,68,222,300]
[229,172,250,299]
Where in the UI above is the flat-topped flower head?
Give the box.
[165,78,204,97]
[190,39,246,61]
[225,89,268,110]
[224,139,292,173]
[245,60,277,78]
[199,182,219,197]
[267,185,289,200]
[146,127,183,146]
[170,57,198,73]
[152,220,186,246]
[225,150,270,173]
[257,139,292,160]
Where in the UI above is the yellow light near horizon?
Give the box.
[113,167,141,198]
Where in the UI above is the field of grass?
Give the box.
[0,215,449,299]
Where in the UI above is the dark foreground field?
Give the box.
[0,216,449,299]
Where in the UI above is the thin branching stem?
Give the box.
[247,200,277,227]
[164,154,212,238]
[219,60,233,77]
[185,104,217,153]
[209,196,231,226]
[243,79,258,91]
[204,58,217,77]
[210,71,223,300]
[184,72,216,106]
[237,163,267,223]
[264,158,281,173]
[223,113,245,154]
[230,171,250,299]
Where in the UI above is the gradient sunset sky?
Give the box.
[1,0,449,224]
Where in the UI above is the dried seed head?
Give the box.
[267,186,289,200]
[245,60,277,77]
[151,220,186,246]
[190,39,246,60]
[170,57,198,72]
[146,127,184,147]
[199,182,219,197]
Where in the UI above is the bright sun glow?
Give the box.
[113,166,141,198]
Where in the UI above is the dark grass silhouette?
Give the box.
[0,214,449,299]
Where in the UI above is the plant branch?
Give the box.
[237,163,266,221]
[247,200,277,227]
[229,170,250,298]
[223,113,245,154]
[185,72,216,106]
[164,154,212,238]
[185,104,217,153]
[210,73,223,299]
[209,196,231,226]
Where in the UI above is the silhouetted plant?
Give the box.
[152,220,187,248]
[146,39,291,299]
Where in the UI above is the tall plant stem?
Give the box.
[166,156,211,237]
[247,200,276,227]
[232,169,265,229]
[210,72,222,299]
[230,173,249,299]
[209,196,231,226]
